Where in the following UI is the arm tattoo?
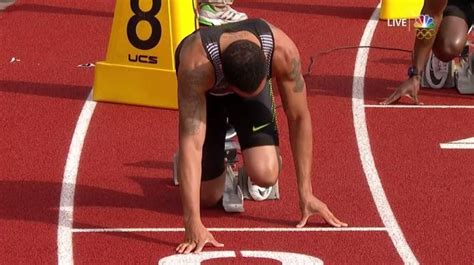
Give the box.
[178,70,206,136]
[290,58,305,93]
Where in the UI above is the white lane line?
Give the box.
[72,227,388,233]
[352,4,419,265]
[440,137,474,149]
[365,104,474,109]
[57,91,96,265]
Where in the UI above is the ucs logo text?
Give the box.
[128,54,158,64]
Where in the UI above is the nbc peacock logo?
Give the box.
[414,14,435,39]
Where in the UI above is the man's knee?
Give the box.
[433,15,468,62]
[433,38,466,62]
[242,146,280,187]
[246,162,279,187]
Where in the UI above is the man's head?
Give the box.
[222,40,267,97]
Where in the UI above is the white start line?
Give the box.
[71,227,388,233]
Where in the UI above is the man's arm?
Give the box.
[382,0,448,105]
[271,27,347,227]
[177,65,207,227]
[412,0,448,72]
[175,42,223,253]
[272,37,313,200]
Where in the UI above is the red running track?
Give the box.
[0,0,472,264]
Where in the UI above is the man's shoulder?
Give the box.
[180,31,202,51]
[177,32,214,89]
[178,32,208,66]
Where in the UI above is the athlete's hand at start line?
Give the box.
[176,220,224,254]
[380,76,423,105]
[176,196,347,254]
[297,194,348,228]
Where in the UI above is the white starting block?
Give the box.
[456,53,474,94]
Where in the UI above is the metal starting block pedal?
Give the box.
[456,53,474,94]
[222,165,245,212]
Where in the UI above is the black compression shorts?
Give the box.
[445,0,474,27]
[201,80,279,181]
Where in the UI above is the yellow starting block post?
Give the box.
[93,0,198,109]
[380,0,424,20]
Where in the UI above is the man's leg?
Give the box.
[228,80,280,188]
[200,173,226,208]
[422,0,471,88]
[432,2,470,61]
[242,146,280,187]
[199,94,228,208]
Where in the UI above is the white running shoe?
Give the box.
[247,176,274,201]
[199,3,248,26]
[0,0,15,10]
[422,52,454,89]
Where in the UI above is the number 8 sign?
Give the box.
[127,0,162,50]
[94,0,197,109]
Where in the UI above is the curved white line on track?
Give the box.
[352,4,419,264]
[57,91,96,265]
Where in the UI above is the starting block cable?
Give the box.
[304,45,412,77]
[305,34,474,77]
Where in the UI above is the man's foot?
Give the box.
[199,3,248,26]
[238,169,280,201]
[246,176,275,201]
[422,53,455,89]
[0,0,15,11]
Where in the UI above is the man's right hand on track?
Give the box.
[176,220,224,254]
[381,76,423,105]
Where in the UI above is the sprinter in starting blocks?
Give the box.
[381,0,474,105]
[173,125,279,213]
[173,18,347,254]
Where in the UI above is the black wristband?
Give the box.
[407,66,419,78]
